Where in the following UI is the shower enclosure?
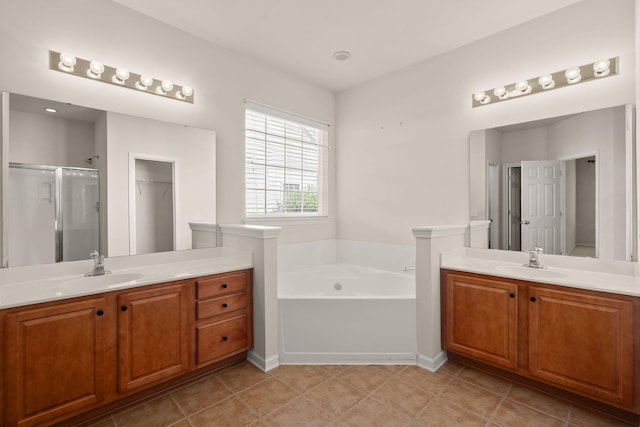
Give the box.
[9,163,100,267]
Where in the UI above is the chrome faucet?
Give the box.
[86,250,110,276]
[525,246,545,269]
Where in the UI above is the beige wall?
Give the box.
[336,0,635,246]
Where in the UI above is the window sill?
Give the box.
[244,216,333,226]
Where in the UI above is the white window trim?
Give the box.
[244,100,330,220]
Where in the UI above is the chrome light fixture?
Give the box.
[49,50,194,104]
[472,57,618,108]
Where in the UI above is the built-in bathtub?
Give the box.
[278,240,417,365]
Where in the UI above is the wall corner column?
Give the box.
[412,225,467,372]
[219,224,281,372]
[469,220,491,249]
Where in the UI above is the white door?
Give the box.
[521,161,562,254]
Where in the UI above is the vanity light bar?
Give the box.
[48,50,194,104]
[471,57,618,108]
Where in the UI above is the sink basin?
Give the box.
[60,273,144,289]
[494,265,568,279]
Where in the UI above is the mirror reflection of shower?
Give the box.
[131,158,175,255]
[8,163,100,267]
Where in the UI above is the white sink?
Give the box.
[60,273,144,289]
[494,265,568,280]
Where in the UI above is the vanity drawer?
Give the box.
[196,315,248,365]
[197,293,248,320]
[197,271,248,299]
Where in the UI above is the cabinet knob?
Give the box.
[222,284,228,289]
[222,336,229,341]
[97,310,104,316]
[530,297,537,302]
[121,305,128,311]
[509,293,515,298]
[222,303,228,308]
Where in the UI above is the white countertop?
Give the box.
[0,247,253,309]
[440,247,640,297]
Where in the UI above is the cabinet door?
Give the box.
[5,298,107,426]
[528,287,634,407]
[118,283,190,392]
[443,272,518,369]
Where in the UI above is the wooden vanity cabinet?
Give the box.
[1,269,253,427]
[4,297,108,426]
[441,269,638,413]
[195,270,253,367]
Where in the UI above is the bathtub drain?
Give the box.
[334,282,343,291]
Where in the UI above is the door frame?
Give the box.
[502,162,520,251]
[556,151,598,259]
[128,153,177,255]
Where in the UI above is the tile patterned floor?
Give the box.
[90,362,635,427]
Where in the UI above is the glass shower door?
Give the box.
[9,166,56,266]
[8,164,100,267]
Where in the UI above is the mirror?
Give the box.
[470,104,636,261]
[1,92,216,268]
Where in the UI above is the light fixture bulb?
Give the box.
[156,80,174,95]
[473,92,487,102]
[136,74,154,90]
[538,74,555,90]
[565,67,581,84]
[176,85,194,99]
[593,59,610,77]
[493,86,508,100]
[58,52,76,72]
[181,85,193,97]
[112,67,130,84]
[515,80,531,94]
[86,61,104,79]
[44,107,57,113]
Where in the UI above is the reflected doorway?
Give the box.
[129,157,175,255]
[502,156,596,257]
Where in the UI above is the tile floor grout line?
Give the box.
[485,382,513,427]
[402,367,459,427]
[234,375,300,421]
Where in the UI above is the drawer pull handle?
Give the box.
[509,293,515,298]
[530,297,537,302]
[121,305,128,311]
[97,310,104,316]
[222,336,229,341]
[222,284,228,289]
[222,303,228,308]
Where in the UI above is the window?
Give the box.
[245,103,328,218]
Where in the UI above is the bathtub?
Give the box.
[278,262,417,365]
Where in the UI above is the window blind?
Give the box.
[244,103,328,217]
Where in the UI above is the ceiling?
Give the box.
[112,0,583,92]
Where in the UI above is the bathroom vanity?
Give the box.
[0,254,253,426]
[440,248,640,421]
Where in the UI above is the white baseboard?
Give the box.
[247,350,280,372]
[417,351,447,372]
[278,352,417,366]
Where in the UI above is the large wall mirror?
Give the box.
[469,104,636,261]
[1,92,216,268]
